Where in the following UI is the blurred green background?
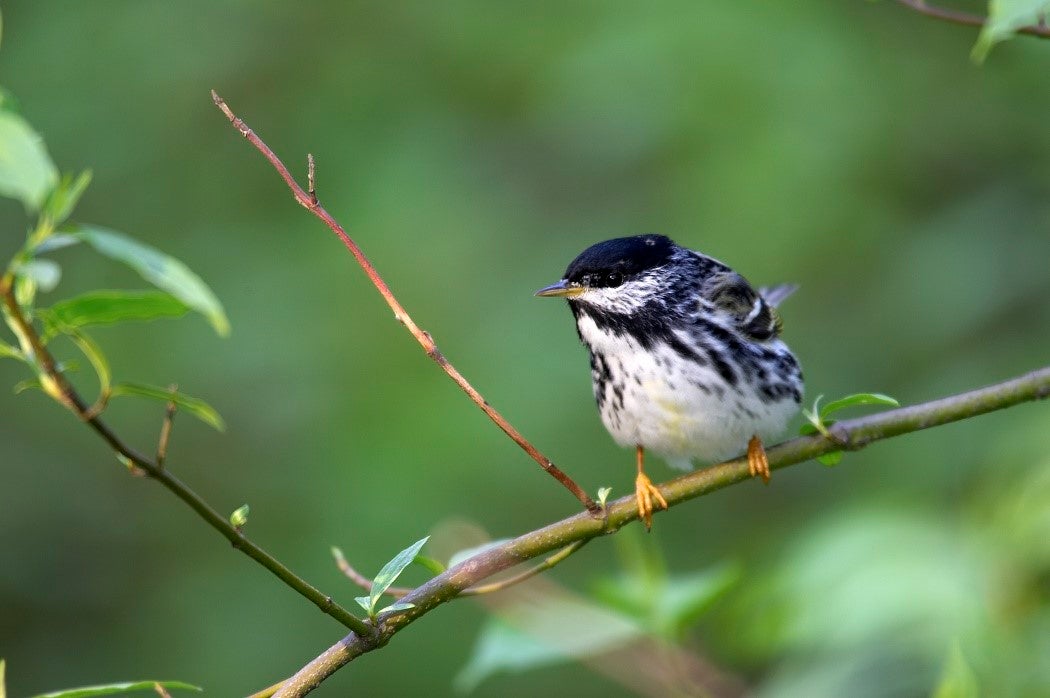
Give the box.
[2,1,1049,696]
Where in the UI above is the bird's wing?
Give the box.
[701,270,789,342]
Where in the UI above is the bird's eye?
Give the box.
[606,272,623,286]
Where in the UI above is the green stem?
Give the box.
[273,366,1050,697]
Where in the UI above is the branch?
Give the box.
[895,0,1050,37]
[272,366,1050,696]
[333,540,589,599]
[0,278,373,639]
[210,91,598,515]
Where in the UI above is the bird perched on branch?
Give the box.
[536,234,802,529]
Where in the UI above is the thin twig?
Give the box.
[0,279,373,639]
[156,383,178,468]
[895,0,1050,37]
[210,90,598,515]
[272,366,1050,696]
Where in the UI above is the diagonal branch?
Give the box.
[895,0,1050,37]
[0,277,373,639]
[272,366,1050,696]
[210,91,598,514]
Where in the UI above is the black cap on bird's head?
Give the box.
[534,234,677,298]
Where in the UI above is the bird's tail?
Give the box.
[759,283,799,308]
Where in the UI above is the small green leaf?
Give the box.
[68,330,111,402]
[932,641,979,698]
[110,382,225,431]
[354,595,373,614]
[0,341,24,362]
[369,536,429,613]
[973,0,1050,61]
[70,225,229,336]
[229,504,249,529]
[818,451,843,467]
[42,170,92,224]
[42,291,188,334]
[14,378,42,394]
[597,486,612,507]
[0,110,58,211]
[819,392,899,420]
[30,680,201,698]
[412,555,446,575]
[32,233,81,254]
[14,258,61,292]
[378,601,415,615]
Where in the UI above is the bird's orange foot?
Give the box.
[748,435,771,483]
[635,469,668,531]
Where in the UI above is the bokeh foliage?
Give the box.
[2,2,1049,696]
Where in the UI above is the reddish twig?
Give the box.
[211,90,598,514]
[895,0,1050,37]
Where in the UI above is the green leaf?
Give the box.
[68,330,111,402]
[378,601,415,615]
[32,233,81,254]
[0,341,24,362]
[354,595,372,614]
[597,486,612,507]
[932,642,979,698]
[42,170,92,224]
[70,225,229,336]
[42,291,189,334]
[593,561,740,639]
[819,392,899,420]
[818,451,843,466]
[368,536,429,614]
[973,0,1050,61]
[14,259,61,292]
[229,504,249,529]
[31,680,201,698]
[0,110,58,211]
[110,382,225,431]
[412,554,446,575]
[14,378,42,394]
[455,600,641,692]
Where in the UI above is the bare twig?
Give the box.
[272,366,1050,696]
[895,0,1050,38]
[210,90,599,515]
[0,278,373,639]
[156,383,178,468]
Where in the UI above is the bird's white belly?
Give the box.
[587,332,797,470]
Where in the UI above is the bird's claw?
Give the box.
[748,435,771,483]
[635,470,668,531]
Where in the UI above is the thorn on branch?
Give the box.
[156,383,178,469]
[307,154,318,207]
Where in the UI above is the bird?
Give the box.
[535,234,803,529]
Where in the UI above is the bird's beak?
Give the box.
[534,279,585,298]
